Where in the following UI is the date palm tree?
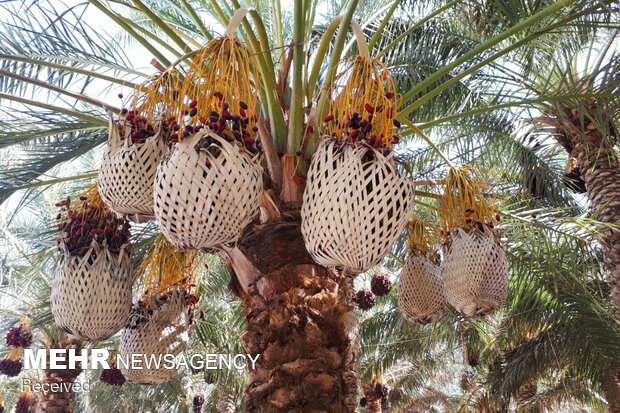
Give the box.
[352,211,620,412]
[1,0,619,411]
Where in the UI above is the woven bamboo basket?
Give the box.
[153,130,263,250]
[98,114,168,223]
[398,251,445,324]
[301,140,414,273]
[119,289,193,385]
[442,226,508,316]
[51,239,132,342]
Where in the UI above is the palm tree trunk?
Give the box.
[342,307,361,413]
[37,340,83,413]
[578,145,620,307]
[604,366,620,413]
[546,101,620,307]
[363,381,382,413]
[223,222,355,412]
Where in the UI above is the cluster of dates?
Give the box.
[125,286,198,330]
[0,322,34,377]
[441,208,502,242]
[370,273,392,297]
[117,108,174,146]
[179,94,262,157]
[325,92,402,154]
[0,358,22,377]
[100,365,126,386]
[15,393,32,413]
[354,273,393,311]
[6,324,32,348]
[193,394,205,413]
[359,382,390,407]
[56,197,131,257]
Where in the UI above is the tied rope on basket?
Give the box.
[153,7,264,251]
[98,70,181,222]
[439,166,507,316]
[398,218,446,324]
[301,20,414,273]
[119,235,203,385]
[51,186,133,342]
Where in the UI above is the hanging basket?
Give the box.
[51,239,133,341]
[301,140,414,273]
[154,130,263,250]
[398,251,445,324]
[98,114,169,223]
[119,289,193,385]
[442,225,508,316]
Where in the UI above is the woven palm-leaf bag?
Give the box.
[442,225,508,316]
[98,115,168,223]
[301,140,414,273]
[398,252,445,324]
[51,239,132,342]
[154,130,263,250]
[119,289,193,385]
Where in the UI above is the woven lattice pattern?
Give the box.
[98,116,168,223]
[154,131,263,250]
[442,226,508,316]
[119,290,192,385]
[301,140,414,272]
[398,252,445,324]
[51,240,132,342]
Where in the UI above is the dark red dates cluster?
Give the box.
[354,289,376,311]
[100,365,126,386]
[370,273,392,297]
[0,358,22,377]
[178,93,262,162]
[56,197,131,258]
[117,109,175,146]
[6,324,32,348]
[193,394,205,412]
[324,93,402,154]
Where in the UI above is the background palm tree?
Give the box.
[1,0,619,411]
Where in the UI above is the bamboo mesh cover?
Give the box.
[153,130,263,250]
[398,251,445,324]
[51,239,132,342]
[98,115,168,222]
[301,140,414,272]
[442,226,508,316]
[119,289,193,385]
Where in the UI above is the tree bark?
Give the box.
[604,366,620,413]
[578,141,620,307]
[224,221,355,412]
[544,100,620,307]
[342,303,360,413]
[36,340,83,413]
